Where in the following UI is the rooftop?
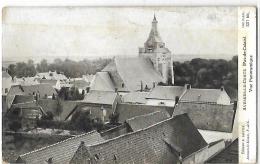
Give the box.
[17,131,105,164]
[147,85,185,100]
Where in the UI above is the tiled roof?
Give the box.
[125,111,170,131]
[2,71,11,78]
[114,57,163,91]
[70,114,207,164]
[37,99,82,121]
[12,95,35,104]
[22,84,57,97]
[173,102,236,132]
[122,92,149,104]
[147,86,185,100]
[115,103,174,123]
[17,131,105,164]
[206,138,238,163]
[180,88,226,103]
[90,72,115,92]
[83,90,118,105]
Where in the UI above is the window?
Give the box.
[121,83,125,88]
[5,88,8,93]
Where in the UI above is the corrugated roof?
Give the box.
[173,102,236,132]
[180,88,224,103]
[122,92,149,104]
[84,90,118,105]
[125,111,170,131]
[147,86,185,100]
[18,131,105,164]
[90,72,115,92]
[115,57,163,91]
[115,103,174,123]
[70,114,207,163]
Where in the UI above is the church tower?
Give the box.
[139,14,174,84]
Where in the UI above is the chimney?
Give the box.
[220,86,224,91]
[175,96,179,105]
[140,81,143,92]
[185,84,191,90]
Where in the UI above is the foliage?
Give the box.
[109,112,119,124]
[7,58,111,79]
[41,111,54,121]
[58,87,83,100]
[8,60,37,78]
[172,56,238,100]
[70,110,94,132]
[54,99,63,120]
[9,121,22,132]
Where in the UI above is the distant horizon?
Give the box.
[3,7,238,64]
[2,53,237,68]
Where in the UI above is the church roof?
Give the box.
[114,57,163,91]
[90,72,115,92]
[145,15,163,45]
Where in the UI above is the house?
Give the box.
[179,86,231,105]
[66,91,121,122]
[121,91,149,104]
[125,111,170,131]
[6,84,57,109]
[6,102,46,129]
[69,114,221,164]
[15,77,39,86]
[37,99,82,121]
[39,79,61,90]
[101,111,170,140]
[2,71,13,95]
[146,85,186,106]
[206,138,238,163]
[35,70,67,81]
[16,131,105,164]
[173,102,237,143]
[115,103,174,123]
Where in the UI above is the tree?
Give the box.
[41,111,54,120]
[9,121,22,132]
[55,99,63,121]
[109,112,119,124]
[70,110,94,132]
[8,64,16,78]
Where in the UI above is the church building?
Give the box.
[139,14,174,84]
[90,15,174,93]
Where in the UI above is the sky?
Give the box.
[2,7,238,63]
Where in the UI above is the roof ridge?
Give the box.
[20,130,98,157]
[126,111,163,122]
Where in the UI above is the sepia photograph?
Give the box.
[1,6,255,163]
